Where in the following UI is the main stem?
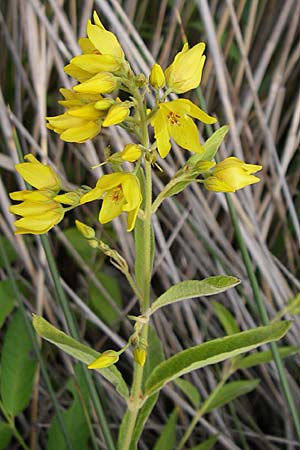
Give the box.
[121,92,152,450]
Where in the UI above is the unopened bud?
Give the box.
[75,220,95,239]
[88,350,119,369]
[149,63,165,89]
[94,98,115,111]
[103,103,130,127]
[121,144,142,162]
[133,348,147,366]
[55,191,81,206]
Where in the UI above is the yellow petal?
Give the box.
[204,176,234,192]
[67,104,104,121]
[168,114,203,153]
[10,200,57,216]
[70,54,121,73]
[102,104,130,127]
[78,37,97,54]
[87,21,124,59]
[99,189,127,223]
[121,176,142,211]
[165,42,206,93]
[46,113,86,130]
[92,11,105,29]
[64,63,92,82]
[73,73,117,95]
[60,121,101,143]
[14,209,64,234]
[15,157,61,191]
[126,206,139,232]
[151,109,171,158]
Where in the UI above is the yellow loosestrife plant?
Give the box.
[9,10,291,450]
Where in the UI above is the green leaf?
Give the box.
[1,310,37,416]
[153,408,178,450]
[206,379,260,412]
[190,434,219,450]
[0,236,18,269]
[33,315,128,399]
[212,301,240,335]
[118,326,165,450]
[235,345,300,370]
[88,272,122,327]
[0,422,12,450]
[175,378,201,408]
[0,280,15,328]
[145,321,291,397]
[47,364,89,450]
[150,276,240,315]
[135,218,155,291]
[187,126,229,164]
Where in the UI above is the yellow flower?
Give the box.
[86,11,124,60]
[165,42,206,93]
[9,154,64,234]
[10,198,64,235]
[80,172,142,232]
[69,54,121,75]
[102,103,130,127]
[151,99,217,158]
[149,63,166,89]
[46,89,104,143]
[47,112,101,143]
[12,154,61,192]
[204,157,262,192]
[88,350,119,369]
[73,72,117,95]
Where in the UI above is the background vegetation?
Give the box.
[0,0,300,449]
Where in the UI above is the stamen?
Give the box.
[167,111,181,126]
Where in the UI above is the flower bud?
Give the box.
[94,98,115,111]
[149,63,165,89]
[75,220,96,239]
[54,191,81,206]
[120,144,142,162]
[133,348,147,366]
[102,103,130,127]
[88,350,119,369]
[204,157,262,192]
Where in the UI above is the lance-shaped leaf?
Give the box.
[145,321,291,397]
[33,315,129,399]
[234,345,300,370]
[149,276,240,315]
[187,125,229,165]
[205,379,260,413]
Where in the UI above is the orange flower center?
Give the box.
[111,186,123,202]
[167,111,181,126]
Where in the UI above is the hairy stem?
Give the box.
[121,91,152,450]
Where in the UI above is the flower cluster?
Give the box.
[9,155,64,234]
[9,10,262,239]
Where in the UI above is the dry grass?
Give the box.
[1,1,300,449]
